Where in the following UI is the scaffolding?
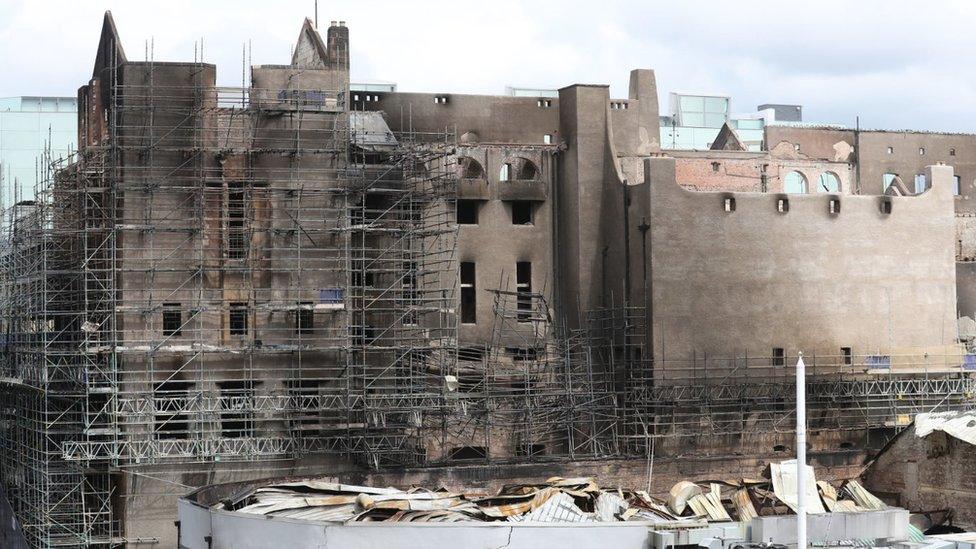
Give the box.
[1,32,975,549]
[0,37,464,543]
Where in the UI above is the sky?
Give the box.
[1,0,975,132]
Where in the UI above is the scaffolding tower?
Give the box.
[0,44,459,544]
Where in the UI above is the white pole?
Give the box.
[796,351,807,549]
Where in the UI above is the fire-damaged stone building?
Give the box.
[0,11,972,548]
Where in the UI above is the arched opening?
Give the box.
[818,172,840,193]
[514,157,538,181]
[458,156,484,179]
[784,171,808,193]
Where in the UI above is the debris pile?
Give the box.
[219,464,889,524]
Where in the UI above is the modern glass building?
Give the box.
[0,96,77,202]
[660,92,777,151]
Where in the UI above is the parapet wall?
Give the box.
[644,160,957,362]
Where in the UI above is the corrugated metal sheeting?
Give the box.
[220,461,891,526]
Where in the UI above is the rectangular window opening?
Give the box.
[511,201,534,225]
[403,261,418,326]
[499,163,511,182]
[777,198,789,213]
[516,261,532,322]
[460,262,476,324]
[218,380,256,439]
[880,199,892,215]
[162,302,182,337]
[449,446,487,461]
[914,174,927,194]
[229,302,249,336]
[772,347,785,367]
[543,134,553,144]
[841,347,853,366]
[227,186,248,260]
[724,197,735,213]
[296,301,314,334]
[153,380,192,440]
[829,199,841,215]
[457,200,480,225]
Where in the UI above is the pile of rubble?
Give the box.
[219,462,889,524]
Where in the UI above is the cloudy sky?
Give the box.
[1,0,974,132]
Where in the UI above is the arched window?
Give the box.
[514,158,538,181]
[784,171,808,193]
[818,172,840,193]
[458,157,484,179]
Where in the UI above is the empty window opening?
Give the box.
[516,261,532,322]
[162,303,182,337]
[829,199,841,215]
[711,161,720,173]
[402,261,419,326]
[457,200,480,225]
[536,99,553,108]
[818,172,840,193]
[229,302,249,336]
[793,143,801,152]
[919,147,925,155]
[516,158,538,180]
[153,380,191,440]
[543,134,553,144]
[227,186,248,260]
[841,347,853,366]
[460,262,476,324]
[458,157,484,179]
[296,301,314,334]
[724,197,735,212]
[784,171,807,193]
[218,380,255,438]
[914,173,927,193]
[880,199,893,215]
[886,146,893,154]
[499,163,512,182]
[449,446,487,461]
[772,347,785,367]
[777,198,789,213]
[516,443,547,457]
[950,148,957,156]
[511,201,533,225]
[839,441,855,449]
[433,95,449,104]
[954,175,962,196]
[351,260,376,288]
[773,444,787,452]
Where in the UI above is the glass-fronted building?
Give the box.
[660,92,776,151]
[0,96,77,201]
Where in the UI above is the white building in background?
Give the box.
[0,96,77,202]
